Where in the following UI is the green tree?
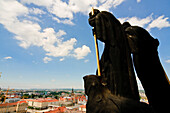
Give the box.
[1,96,5,102]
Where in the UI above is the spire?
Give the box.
[71,88,74,96]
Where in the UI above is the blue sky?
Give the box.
[0,0,170,89]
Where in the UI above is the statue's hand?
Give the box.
[88,9,100,27]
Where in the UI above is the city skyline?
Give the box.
[0,0,170,89]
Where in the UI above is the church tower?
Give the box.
[71,88,75,105]
[71,88,74,96]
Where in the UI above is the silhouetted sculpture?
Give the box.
[88,9,139,101]
[84,75,154,113]
[85,9,170,113]
[124,23,170,113]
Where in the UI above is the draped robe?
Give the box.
[88,10,139,101]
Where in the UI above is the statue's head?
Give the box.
[89,10,126,46]
[83,75,102,96]
[123,22,159,53]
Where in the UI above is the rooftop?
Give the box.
[0,100,27,107]
[25,98,59,103]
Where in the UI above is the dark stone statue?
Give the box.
[84,75,154,113]
[124,23,170,113]
[84,9,170,113]
[88,9,140,101]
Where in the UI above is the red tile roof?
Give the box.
[45,106,67,113]
[59,97,66,101]
[17,100,27,104]
[80,105,86,108]
[0,102,18,107]
[0,101,27,107]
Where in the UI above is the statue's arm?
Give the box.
[88,10,108,42]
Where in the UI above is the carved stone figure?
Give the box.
[124,23,170,113]
[88,9,139,101]
[83,75,154,113]
[85,9,170,113]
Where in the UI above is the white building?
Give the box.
[5,98,20,103]
[26,98,59,109]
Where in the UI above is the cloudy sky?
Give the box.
[0,0,170,89]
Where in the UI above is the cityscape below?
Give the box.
[0,88,148,113]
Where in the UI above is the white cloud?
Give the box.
[21,0,53,7]
[0,0,28,25]
[84,59,89,63]
[119,14,170,31]
[60,58,65,61]
[43,57,52,63]
[43,36,77,57]
[21,0,125,23]
[147,15,170,30]
[0,0,91,61]
[118,14,153,27]
[48,0,74,20]
[1,0,170,63]
[165,60,170,63]
[113,0,125,7]
[4,56,12,60]
[137,0,141,3]
[52,17,74,25]
[0,0,42,49]
[29,8,46,15]
[73,45,91,59]
[12,21,43,49]
[97,0,125,11]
